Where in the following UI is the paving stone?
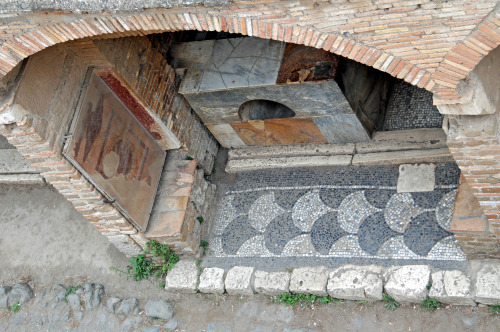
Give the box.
[199,268,225,294]
[85,283,104,310]
[429,270,475,305]
[164,260,199,293]
[327,265,383,301]
[66,293,81,311]
[106,296,122,313]
[116,298,139,316]
[143,327,160,332]
[122,316,144,331]
[289,266,328,296]
[145,299,174,321]
[475,263,500,305]
[0,286,11,308]
[384,265,430,303]
[7,282,34,306]
[397,164,435,193]
[225,266,255,296]
[253,270,290,295]
[164,319,179,330]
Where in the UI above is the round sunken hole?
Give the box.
[238,99,296,122]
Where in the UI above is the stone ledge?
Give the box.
[164,262,500,306]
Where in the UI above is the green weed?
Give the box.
[110,240,179,284]
[488,304,500,315]
[200,240,209,248]
[197,216,204,224]
[359,300,368,304]
[270,293,342,307]
[186,156,194,160]
[11,301,21,313]
[420,297,440,312]
[382,293,399,310]
[63,285,82,302]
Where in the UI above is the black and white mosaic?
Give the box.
[206,163,466,269]
[383,81,444,131]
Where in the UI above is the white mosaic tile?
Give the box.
[338,191,380,234]
[427,236,467,261]
[384,193,423,233]
[213,195,238,236]
[282,234,318,256]
[248,192,286,233]
[237,235,276,257]
[292,190,332,232]
[435,190,457,231]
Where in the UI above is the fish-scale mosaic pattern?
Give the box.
[207,163,466,268]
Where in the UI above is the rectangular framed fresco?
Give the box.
[63,70,166,232]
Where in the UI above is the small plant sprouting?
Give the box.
[64,285,82,302]
[420,297,440,312]
[197,216,204,224]
[195,259,202,266]
[270,293,341,307]
[211,167,216,174]
[200,240,209,248]
[110,240,179,285]
[359,300,368,304]
[11,301,21,313]
[426,283,432,290]
[186,156,194,160]
[382,293,399,311]
[489,304,500,315]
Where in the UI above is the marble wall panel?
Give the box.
[313,115,371,143]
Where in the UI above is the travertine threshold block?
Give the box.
[289,266,328,296]
[253,271,290,295]
[199,268,225,294]
[327,265,383,301]
[475,263,500,305]
[164,261,198,293]
[225,266,255,296]
[384,265,430,303]
[429,270,475,305]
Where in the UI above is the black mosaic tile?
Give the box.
[404,211,453,256]
[310,211,347,255]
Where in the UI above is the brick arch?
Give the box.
[0,11,433,94]
[432,6,500,103]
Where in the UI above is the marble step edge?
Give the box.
[228,128,448,160]
[164,261,500,306]
[225,148,452,173]
[0,173,44,184]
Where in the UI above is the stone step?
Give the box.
[0,149,43,184]
[225,128,451,172]
[225,155,353,173]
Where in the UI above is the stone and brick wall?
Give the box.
[0,1,500,257]
[0,35,218,256]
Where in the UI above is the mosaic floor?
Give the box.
[204,163,467,270]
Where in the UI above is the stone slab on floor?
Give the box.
[225,266,255,296]
[475,263,500,305]
[164,261,198,293]
[397,164,436,193]
[429,270,475,305]
[253,270,290,295]
[384,265,430,303]
[198,267,225,294]
[225,155,352,173]
[327,265,383,301]
[289,266,328,296]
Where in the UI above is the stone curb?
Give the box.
[164,262,500,306]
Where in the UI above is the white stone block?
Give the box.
[384,265,430,303]
[198,268,225,294]
[164,261,198,293]
[475,263,500,305]
[253,271,290,295]
[225,266,255,296]
[429,270,475,306]
[327,265,383,301]
[289,266,328,296]
[397,164,435,193]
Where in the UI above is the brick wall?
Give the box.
[0,36,218,256]
[0,1,498,102]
